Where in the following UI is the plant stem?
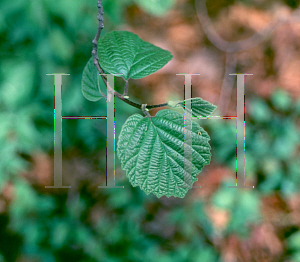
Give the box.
[92,0,170,112]
[92,0,104,60]
[114,91,168,110]
[92,0,107,92]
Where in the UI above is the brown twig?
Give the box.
[92,0,106,86]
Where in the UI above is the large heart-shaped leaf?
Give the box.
[81,57,105,102]
[117,109,212,198]
[98,30,173,80]
[168,98,217,117]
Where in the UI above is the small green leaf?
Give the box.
[287,231,300,250]
[168,98,217,117]
[81,57,104,101]
[117,109,212,198]
[271,89,291,111]
[98,30,173,80]
[134,0,176,17]
[249,98,272,122]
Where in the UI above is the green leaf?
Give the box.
[103,0,131,26]
[249,98,272,122]
[117,109,212,198]
[168,98,217,117]
[287,231,300,250]
[271,89,291,111]
[98,30,173,80]
[134,0,176,17]
[81,57,104,101]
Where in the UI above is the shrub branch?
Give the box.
[92,0,169,113]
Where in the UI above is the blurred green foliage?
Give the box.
[0,0,299,261]
[103,0,176,26]
[204,89,300,196]
[201,89,300,260]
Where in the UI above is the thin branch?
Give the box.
[113,91,168,110]
[92,0,104,61]
[147,102,169,109]
[114,92,142,109]
[195,0,300,53]
[92,0,107,90]
[92,0,171,113]
[141,104,152,118]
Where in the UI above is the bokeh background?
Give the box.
[0,0,300,261]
